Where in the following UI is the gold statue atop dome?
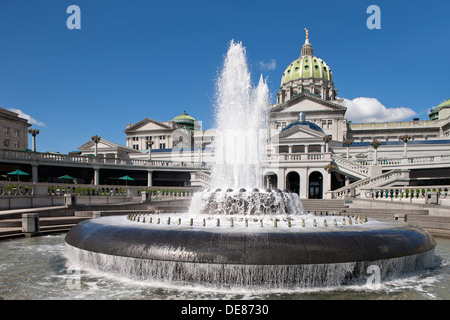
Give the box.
[305,28,309,39]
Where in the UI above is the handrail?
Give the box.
[332,155,369,176]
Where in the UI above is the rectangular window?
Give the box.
[276,121,287,131]
[159,143,166,149]
[327,120,332,129]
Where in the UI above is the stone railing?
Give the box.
[0,181,197,198]
[357,155,450,167]
[332,155,369,176]
[263,152,332,162]
[190,172,212,188]
[0,149,212,169]
[360,185,449,203]
[0,182,34,196]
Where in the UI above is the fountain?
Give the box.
[65,41,437,289]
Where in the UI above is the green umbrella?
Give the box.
[118,175,134,186]
[58,175,75,183]
[7,169,30,182]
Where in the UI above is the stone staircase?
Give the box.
[300,199,348,213]
[331,155,369,180]
[331,169,410,198]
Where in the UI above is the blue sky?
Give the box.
[0,0,449,153]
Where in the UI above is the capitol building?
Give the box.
[76,33,450,199]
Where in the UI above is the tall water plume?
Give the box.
[211,40,269,190]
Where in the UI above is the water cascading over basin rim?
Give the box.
[65,215,435,266]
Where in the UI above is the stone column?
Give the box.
[322,168,332,199]
[31,164,38,183]
[278,168,286,191]
[299,168,308,199]
[147,170,153,187]
[94,168,100,186]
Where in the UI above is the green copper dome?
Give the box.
[437,99,450,109]
[172,111,198,130]
[429,98,450,120]
[281,55,333,86]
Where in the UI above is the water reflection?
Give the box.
[0,234,448,300]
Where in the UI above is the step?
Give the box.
[345,208,429,215]
[0,216,89,228]
[0,206,71,220]
[421,228,450,239]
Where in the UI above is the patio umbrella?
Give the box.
[58,175,75,183]
[7,169,30,182]
[118,175,134,186]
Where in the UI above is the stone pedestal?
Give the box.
[92,211,103,219]
[141,191,150,202]
[426,191,439,205]
[64,194,76,206]
[127,188,138,197]
[22,213,39,235]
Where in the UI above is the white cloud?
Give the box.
[342,97,417,123]
[258,59,276,71]
[8,108,45,127]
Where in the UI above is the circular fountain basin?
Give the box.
[65,214,436,288]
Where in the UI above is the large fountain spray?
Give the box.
[212,40,268,190]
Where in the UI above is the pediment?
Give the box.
[137,121,172,132]
[281,99,334,113]
[96,141,115,149]
[124,118,173,133]
[78,138,136,153]
[276,125,325,141]
[272,93,346,114]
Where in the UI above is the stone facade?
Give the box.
[0,107,30,151]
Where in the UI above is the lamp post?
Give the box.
[91,135,101,157]
[370,139,381,164]
[322,135,332,153]
[147,140,154,160]
[324,162,336,173]
[399,134,412,158]
[343,139,353,159]
[28,129,40,152]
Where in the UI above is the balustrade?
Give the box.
[332,155,369,175]
[0,149,211,169]
[361,186,449,202]
[0,181,197,199]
